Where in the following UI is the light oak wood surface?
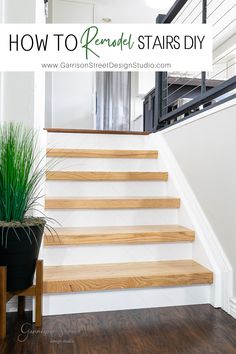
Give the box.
[44,225,195,246]
[45,197,181,209]
[43,260,213,293]
[46,171,168,181]
[45,128,150,135]
[46,149,158,159]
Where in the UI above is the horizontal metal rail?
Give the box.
[158,76,236,123]
[144,0,236,132]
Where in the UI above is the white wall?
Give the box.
[174,0,236,50]
[51,72,94,129]
[210,54,236,81]
[227,57,236,77]
[48,0,159,24]
[1,0,45,128]
[130,72,155,130]
[1,0,35,127]
[163,99,236,296]
[46,0,95,129]
[0,0,3,21]
[138,72,155,95]
[171,0,236,82]
[3,72,34,126]
[4,0,35,23]
[52,0,94,23]
[94,0,159,23]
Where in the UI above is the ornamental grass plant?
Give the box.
[0,122,51,235]
[0,122,46,224]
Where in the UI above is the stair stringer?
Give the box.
[152,133,232,313]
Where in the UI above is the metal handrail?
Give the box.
[148,0,236,132]
[158,76,236,123]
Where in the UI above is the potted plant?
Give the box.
[0,122,48,292]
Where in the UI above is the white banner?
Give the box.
[0,24,212,71]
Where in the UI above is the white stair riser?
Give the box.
[43,243,192,266]
[42,133,210,317]
[46,209,178,228]
[47,157,160,172]
[46,181,167,197]
[47,133,155,149]
[43,285,211,316]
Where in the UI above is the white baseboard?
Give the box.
[230,298,236,319]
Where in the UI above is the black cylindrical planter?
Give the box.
[0,223,45,292]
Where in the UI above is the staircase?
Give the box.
[42,131,213,316]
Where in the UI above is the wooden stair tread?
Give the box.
[46,149,158,159]
[44,225,195,246]
[45,128,150,135]
[46,171,168,181]
[43,260,213,293]
[45,197,181,209]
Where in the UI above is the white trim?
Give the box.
[0,0,4,125]
[51,73,54,128]
[92,2,95,23]
[92,72,96,129]
[230,298,236,319]
[159,97,236,134]
[34,72,46,130]
[35,0,46,23]
[1,0,5,23]
[153,133,233,313]
[92,0,96,132]
[0,73,4,125]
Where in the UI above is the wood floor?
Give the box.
[1,305,236,354]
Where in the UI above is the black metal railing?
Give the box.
[144,0,236,132]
